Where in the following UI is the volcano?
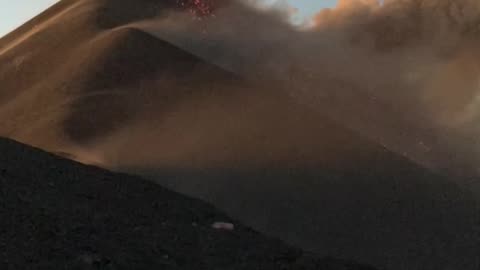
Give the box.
[0,0,479,270]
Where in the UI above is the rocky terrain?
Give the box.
[0,137,378,269]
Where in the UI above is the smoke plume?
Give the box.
[87,0,477,176]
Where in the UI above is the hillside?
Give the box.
[0,0,383,169]
[0,137,378,270]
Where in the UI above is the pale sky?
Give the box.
[0,0,337,37]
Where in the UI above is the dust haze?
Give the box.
[81,0,480,177]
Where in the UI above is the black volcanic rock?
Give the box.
[0,137,376,270]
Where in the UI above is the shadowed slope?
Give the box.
[61,27,242,143]
[0,137,378,270]
[127,152,480,270]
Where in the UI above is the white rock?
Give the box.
[211,222,235,231]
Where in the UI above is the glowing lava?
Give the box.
[176,0,217,17]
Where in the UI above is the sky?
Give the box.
[0,0,337,37]
[0,0,58,37]
[260,0,337,19]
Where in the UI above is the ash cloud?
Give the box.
[123,0,480,176]
[70,0,480,178]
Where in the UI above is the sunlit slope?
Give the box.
[0,0,393,170]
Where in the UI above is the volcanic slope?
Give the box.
[0,136,380,270]
[0,1,479,270]
[0,0,383,169]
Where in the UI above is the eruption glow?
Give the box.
[176,0,216,17]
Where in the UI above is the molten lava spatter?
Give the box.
[176,0,216,17]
